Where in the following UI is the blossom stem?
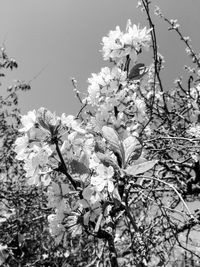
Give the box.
[54,138,77,190]
[142,0,169,116]
[97,229,119,267]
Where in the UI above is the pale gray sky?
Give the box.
[1,0,200,115]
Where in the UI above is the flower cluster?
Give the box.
[14,19,157,246]
[84,65,148,132]
[102,19,151,61]
[14,107,85,185]
[11,5,200,265]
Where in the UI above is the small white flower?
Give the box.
[19,110,36,132]
[101,20,151,61]
[187,125,200,138]
[61,114,85,134]
[14,135,29,160]
[91,164,114,193]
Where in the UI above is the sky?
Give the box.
[1,0,200,116]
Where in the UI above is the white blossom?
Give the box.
[19,110,36,132]
[101,20,151,61]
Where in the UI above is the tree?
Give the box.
[0,48,71,267]
[4,1,200,266]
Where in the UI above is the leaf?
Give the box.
[112,186,122,204]
[102,126,125,165]
[125,160,158,176]
[102,126,121,151]
[123,136,142,165]
[94,140,106,153]
[55,232,64,245]
[96,152,120,171]
[78,199,89,209]
[69,159,89,175]
[83,211,90,226]
[80,152,90,168]
[60,183,70,195]
[128,63,148,80]
[82,186,94,201]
